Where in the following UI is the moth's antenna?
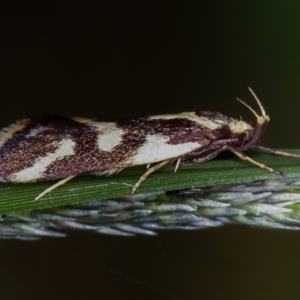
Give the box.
[236,87,268,120]
[236,88,270,151]
[236,97,260,119]
[247,87,267,117]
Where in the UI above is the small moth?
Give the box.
[0,88,299,200]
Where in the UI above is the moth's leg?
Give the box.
[35,175,76,201]
[228,146,284,176]
[193,146,227,163]
[256,145,300,158]
[174,158,181,172]
[132,159,173,194]
[173,145,227,174]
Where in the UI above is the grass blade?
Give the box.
[1,149,300,213]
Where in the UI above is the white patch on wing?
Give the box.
[0,119,30,148]
[129,135,200,165]
[149,112,224,130]
[11,138,75,182]
[72,118,124,151]
[92,123,124,151]
[26,125,55,138]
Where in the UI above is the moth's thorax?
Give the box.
[229,119,253,133]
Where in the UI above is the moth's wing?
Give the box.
[0,113,231,183]
[0,116,95,182]
[117,112,232,166]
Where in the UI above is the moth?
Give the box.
[0,88,299,200]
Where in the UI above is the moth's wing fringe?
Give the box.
[94,168,124,176]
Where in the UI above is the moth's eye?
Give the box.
[244,130,252,142]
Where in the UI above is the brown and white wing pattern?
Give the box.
[0,112,233,183]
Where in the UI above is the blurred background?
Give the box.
[1,1,300,299]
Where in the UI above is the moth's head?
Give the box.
[228,119,254,147]
[235,87,270,150]
[237,87,270,127]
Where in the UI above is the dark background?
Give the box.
[1,1,300,299]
